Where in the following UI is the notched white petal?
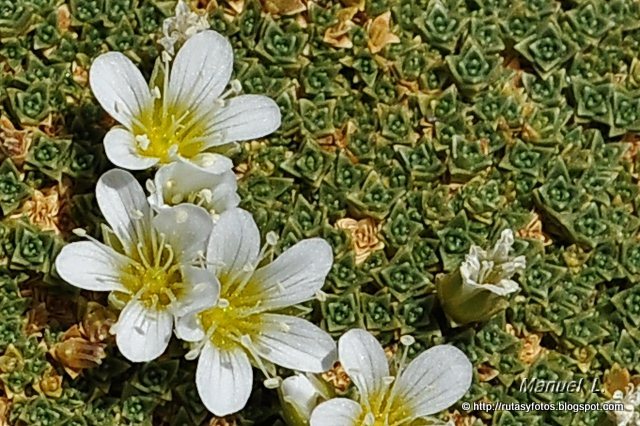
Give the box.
[115,300,173,362]
[394,344,472,418]
[55,241,129,293]
[310,398,362,426]
[89,52,153,129]
[196,343,253,416]
[338,329,390,401]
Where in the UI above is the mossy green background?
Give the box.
[1,0,640,424]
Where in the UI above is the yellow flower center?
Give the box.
[197,273,264,351]
[132,98,208,163]
[358,388,413,426]
[117,230,185,310]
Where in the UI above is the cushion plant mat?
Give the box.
[1,0,640,425]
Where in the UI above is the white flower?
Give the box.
[608,385,640,426]
[176,208,337,416]
[280,374,331,426]
[310,329,472,426]
[55,169,216,362]
[89,30,281,170]
[460,229,526,296]
[147,160,240,217]
[159,0,210,57]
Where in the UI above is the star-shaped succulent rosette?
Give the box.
[89,29,281,170]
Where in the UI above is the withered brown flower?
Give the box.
[604,364,632,399]
[335,217,384,265]
[323,7,357,49]
[263,0,306,16]
[367,12,400,54]
[11,188,62,233]
[0,397,10,426]
[208,416,238,426]
[321,361,351,393]
[51,325,107,378]
[0,115,32,165]
[518,333,543,365]
[56,5,71,32]
[517,212,552,246]
[82,301,117,343]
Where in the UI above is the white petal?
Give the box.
[393,345,472,418]
[209,182,240,213]
[175,313,205,342]
[104,128,158,170]
[115,300,173,362]
[175,312,205,342]
[152,161,237,210]
[188,153,235,174]
[196,343,253,416]
[175,266,220,317]
[250,239,333,309]
[168,30,233,114]
[338,329,389,401]
[96,169,152,252]
[310,398,362,426]
[89,52,152,129]
[207,208,260,276]
[152,204,213,263]
[55,241,129,292]
[281,374,324,420]
[253,314,336,373]
[203,95,281,147]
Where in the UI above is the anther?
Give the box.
[146,179,157,193]
[230,79,242,94]
[400,335,415,346]
[263,377,282,389]
[315,290,327,302]
[218,298,230,308]
[266,231,278,246]
[72,228,87,237]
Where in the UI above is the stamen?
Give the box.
[136,242,152,269]
[364,413,375,426]
[230,79,242,94]
[152,86,162,99]
[239,335,274,380]
[266,231,278,246]
[263,377,282,389]
[199,188,213,203]
[400,335,415,346]
[160,244,175,271]
[146,179,156,194]
[135,134,151,151]
[218,298,230,308]
[167,145,179,160]
[72,228,87,237]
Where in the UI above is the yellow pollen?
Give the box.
[133,100,207,163]
[120,264,184,310]
[197,275,264,351]
[118,233,184,310]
